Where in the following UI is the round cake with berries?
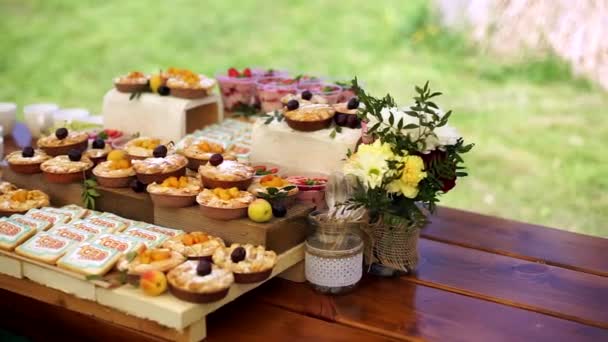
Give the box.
[37,128,88,156]
[40,149,94,183]
[167,259,234,303]
[6,147,50,174]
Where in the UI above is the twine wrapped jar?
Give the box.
[305,211,363,295]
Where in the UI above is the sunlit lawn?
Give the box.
[1,0,606,236]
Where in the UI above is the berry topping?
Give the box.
[228,67,240,77]
[209,153,224,166]
[55,128,68,140]
[242,68,252,77]
[334,113,347,126]
[153,145,168,158]
[68,149,82,162]
[286,99,299,111]
[301,90,313,100]
[92,138,106,149]
[272,203,287,218]
[346,115,360,129]
[196,259,212,277]
[130,179,146,193]
[230,247,246,263]
[347,97,360,110]
[158,85,170,96]
[21,146,35,158]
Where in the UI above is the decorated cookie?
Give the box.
[42,207,82,221]
[141,224,184,239]
[69,219,113,235]
[26,208,71,226]
[61,204,91,219]
[48,225,96,243]
[9,214,53,231]
[91,233,145,255]
[99,212,135,230]
[15,232,75,264]
[120,226,168,248]
[84,216,128,233]
[0,219,36,251]
[57,242,121,276]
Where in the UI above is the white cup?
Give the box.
[52,108,90,124]
[0,102,17,136]
[24,103,58,138]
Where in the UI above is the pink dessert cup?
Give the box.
[256,77,297,113]
[216,74,257,111]
[251,68,290,78]
[298,82,343,104]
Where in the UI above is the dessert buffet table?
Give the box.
[1,207,607,341]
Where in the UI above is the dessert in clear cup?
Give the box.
[0,189,50,216]
[132,153,188,185]
[6,147,50,174]
[335,80,357,103]
[147,176,201,208]
[212,243,277,283]
[256,77,298,113]
[114,71,149,93]
[93,150,136,188]
[333,97,362,129]
[162,231,225,261]
[167,259,234,303]
[41,149,93,183]
[298,83,342,104]
[251,68,289,78]
[286,176,329,209]
[182,138,235,171]
[124,137,171,160]
[165,68,216,99]
[216,67,257,111]
[196,187,255,220]
[283,102,335,132]
[85,138,112,165]
[280,90,328,106]
[117,246,186,286]
[37,128,89,156]
[248,175,299,207]
[198,156,254,190]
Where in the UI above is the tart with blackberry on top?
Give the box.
[332,97,362,129]
[167,259,234,303]
[37,128,88,156]
[280,90,328,106]
[0,189,49,216]
[147,176,201,207]
[182,139,235,171]
[132,147,187,184]
[283,101,335,132]
[196,187,255,220]
[40,149,93,183]
[248,175,299,207]
[85,138,112,165]
[124,137,171,160]
[212,243,277,283]
[162,231,224,261]
[5,147,50,174]
[114,71,149,93]
[93,150,136,188]
[198,155,254,190]
[117,246,185,285]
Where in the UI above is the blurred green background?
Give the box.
[1,0,606,236]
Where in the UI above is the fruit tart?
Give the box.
[286,176,328,209]
[6,147,51,174]
[167,259,234,303]
[248,175,299,207]
[147,176,201,208]
[198,157,254,190]
[131,143,187,184]
[162,231,224,261]
[93,150,136,188]
[196,188,255,220]
[332,97,361,129]
[124,137,171,160]
[85,138,112,165]
[37,128,89,156]
[283,102,335,132]
[281,91,328,106]
[165,68,216,99]
[0,182,17,195]
[0,189,50,216]
[212,243,277,283]
[41,149,93,183]
[182,139,235,171]
[116,247,185,285]
[114,71,149,93]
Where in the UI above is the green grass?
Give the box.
[1,0,606,236]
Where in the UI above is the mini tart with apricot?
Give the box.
[196,188,255,220]
[93,150,135,188]
[114,71,150,93]
[0,182,17,195]
[182,139,235,171]
[147,176,201,208]
[117,247,186,285]
[162,231,225,261]
[248,175,299,207]
[37,129,89,156]
[212,243,277,283]
[283,103,335,132]
[0,189,50,216]
[165,69,216,99]
[124,137,171,159]
[132,154,187,184]
[6,149,50,174]
[41,154,93,184]
[198,160,254,190]
[167,260,234,303]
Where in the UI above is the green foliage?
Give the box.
[262,110,283,125]
[257,186,296,201]
[82,177,100,210]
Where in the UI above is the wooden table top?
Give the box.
[1,131,607,341]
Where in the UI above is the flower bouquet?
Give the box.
[341,79,473,275]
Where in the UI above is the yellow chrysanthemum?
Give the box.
[387,155,427,198]
[343,140,395,189]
